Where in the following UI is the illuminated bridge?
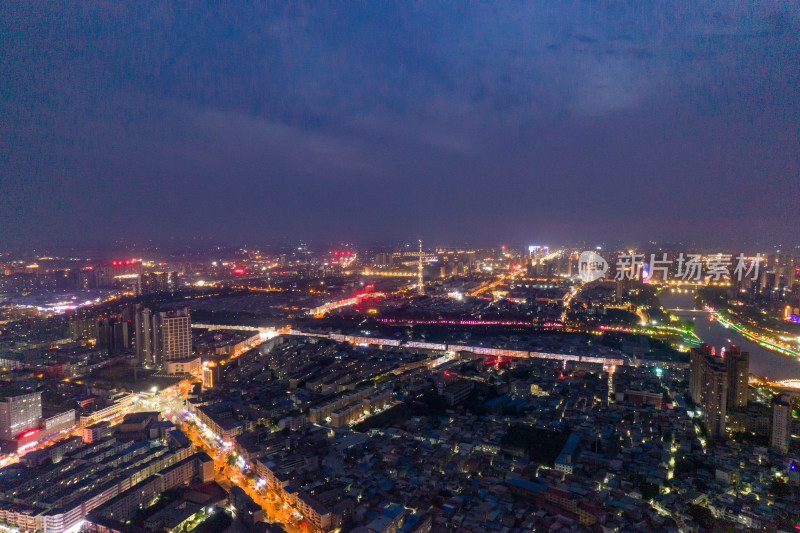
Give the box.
[289,329,625,370]
[361,270,418,277]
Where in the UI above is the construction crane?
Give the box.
[417,239,425,296]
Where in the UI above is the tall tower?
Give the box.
[689,344,710,405]
[725,345,749,410]
[134,305,152,367]
[152,307,192,369]
[0,392,42,441]
[417,239,424,296]
[702,356,728,440]
[771,394,792,454]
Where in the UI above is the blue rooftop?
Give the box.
[508,478,546,492]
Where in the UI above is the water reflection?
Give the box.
[658,286,800,381]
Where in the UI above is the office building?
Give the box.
[202,363,217,389]
[0,391,42,442]
[688,344,710,405]
[83,421,113,443]
[164,357,201,375]
[771,394,792,454]
[96,316,133,355]
[0,434,210,533]
[42,410,75,437]
[152,307,192,368]
[725,345,749,409]
[96,260,143,288]
[702,356,728,440]
[133,305,152,367]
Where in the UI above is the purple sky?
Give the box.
[2,2,799,248]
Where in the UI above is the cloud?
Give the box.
[1,1,799,246]
[175,107,387,182]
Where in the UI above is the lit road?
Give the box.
[6,337,315,531]
[467,250,562,298]
[561,283,581,322]
[177,420,309,533]
[140,383,314,533]
[466,265,528,298]
[466,275,506,298]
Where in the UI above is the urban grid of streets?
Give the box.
[2,344,312,532]
[2,249,797,532]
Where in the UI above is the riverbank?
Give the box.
[702,306,800,359]
[659,286,800,381]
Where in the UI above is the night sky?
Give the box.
[2,2,799,248]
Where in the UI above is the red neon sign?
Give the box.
[18,428,39,439]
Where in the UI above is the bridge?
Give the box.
[361,270,418,277]
[288,329,625,370]
[192,323,283,339]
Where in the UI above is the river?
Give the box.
[658,285,800,381]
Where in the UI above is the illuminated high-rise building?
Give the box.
[725,345,749,410]
[0,392,42,442]
[96,260,143,287]
[132,304,153,367]
[152,307,192,369]
[771,394,792,454]
[96,315,133,354]
[689,344,710,405]
[702,356,728,440]
[202,363,219,390]
[417,239,424,296]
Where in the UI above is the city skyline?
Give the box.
[0,244,798,530]
[2,3,800,531]
[2,2,800,247]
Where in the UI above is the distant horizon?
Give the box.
[2,237,797,259]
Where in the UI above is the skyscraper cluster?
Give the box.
[95,304,192,369]
[689,344,749,440]
[690,344,792,453]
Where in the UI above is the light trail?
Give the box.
[704,307,800,358]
